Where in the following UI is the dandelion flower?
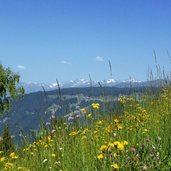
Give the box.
[108,142,114,148]
[122,141,128,145]
[97,154,104,159]
[116,124,123,130]
[80,108,86,113]
[100,145,108,151]
[117,143,124,151]
[10,152,18,159]
[5,162,14,169]
[91,103,100,109]
[114,141,124,151]
[0,157,6,161]
[114,119,119,123]
[111,163,119,169]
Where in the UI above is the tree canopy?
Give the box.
[0,64,24,115]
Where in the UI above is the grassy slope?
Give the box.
[0,85,171,171]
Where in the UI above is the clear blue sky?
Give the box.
[0,0,171,84]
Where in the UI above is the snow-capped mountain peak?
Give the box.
[106,78,117,84]
[20,78,143,94]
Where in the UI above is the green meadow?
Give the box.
[0,70,171,171]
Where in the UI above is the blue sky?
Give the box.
[0,0,171,84]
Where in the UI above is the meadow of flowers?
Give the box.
[0,83,171,170]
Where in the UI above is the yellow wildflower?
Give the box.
[80,108,86,113]
[143,128,148,134]
[97,120,104,125]
[105,125,112,133]
[97,154,104,159]
[81,135,87,140]
[114,119,119,123]
[0,156,6,161]
[108,142,114,148]
[10,152,18,159]
[113,152,119,158]
[47,135,54,143]
[17,167,23,170]
[127,97,134,102]
[87,113,92,118]
[93,130,97,134]
[118,96,126,104]
[81,128,89,135]
[114,141,124,151]
[52,153,56,157]
[117,143,124,151]
[116,124,123,130]
[114,141,120,146]
[5,162,14,169]
[69,131,78,136]
[100,145,108,151]
[91,103,100,109]
[30,152,34,156]
[111,163,119,169]
[44,144,50,148]
[122,141,128,145]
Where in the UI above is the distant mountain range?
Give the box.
[1,79,163,145]
[20,78,149,94]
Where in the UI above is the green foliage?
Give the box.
[0,124,15,154]
[0,64,24,114]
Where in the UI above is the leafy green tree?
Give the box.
[0,64,24,114]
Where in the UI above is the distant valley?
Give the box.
[0,79,161,145]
